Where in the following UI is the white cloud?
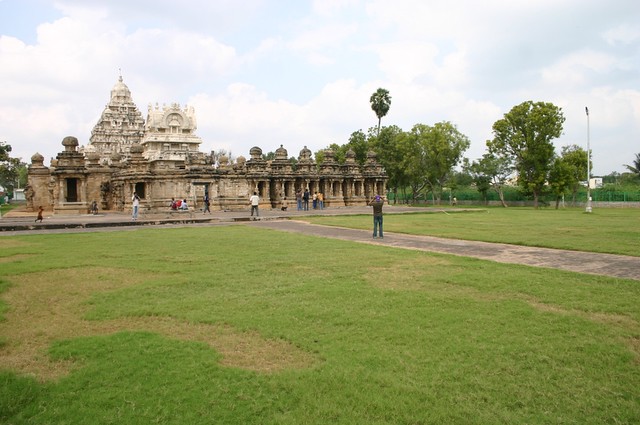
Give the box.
[372,41,439,83]
[541,50,617,86]
[603,24,640,45]
[1,0,638,176]
[289,23,358,51]
[312,0,359,17]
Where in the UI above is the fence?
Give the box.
[387,188,640,206]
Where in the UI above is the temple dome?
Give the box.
[299,145,312,161]
[275,144,288,160]
[323,148,336,162]
[31,152,44,163]
[62,136,79,147]
[249,146,262,160]
[110,76,132,101]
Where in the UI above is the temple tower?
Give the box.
[88,76,146,162]
[142,103,203,162]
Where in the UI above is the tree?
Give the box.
[624,153,640,179]
[421,122,471,204]
[370,125,406,203]
[464,157,492,203]
[548,155,573,209]
[464,151,513,207]
[346,130,370,165]
[403,122,470,204]
[557,144,589,205]
[262,151,276,161]
[488,101,565,208]
[369,88,391,135]
[0,142,23,197]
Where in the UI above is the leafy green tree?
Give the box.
[17,163,28,188]
[370,88,391,135]
[557,144,589,205]
[548,155,573,209]
[464,151,513,207]
[315,143,341,165]
[450,169,474,188]
[370,125,406,203]
[463,158,492,204]
[0,142,23,196]
[402,122,470,204]
[624,153,640,179]
[347,130,370,165]
[421,122,471,204]
[262,151,276,161]
[488,101,565,208]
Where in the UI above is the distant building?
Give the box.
[589,178,603,189]
[26,77,386,214]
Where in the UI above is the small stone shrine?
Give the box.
[26,77,387,214]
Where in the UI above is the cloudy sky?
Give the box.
[1,0,638,175]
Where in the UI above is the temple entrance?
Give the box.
[134,182,146,198]
[66,178,78,202]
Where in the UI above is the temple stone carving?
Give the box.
[87,76,145,163]
[27,77,387,214]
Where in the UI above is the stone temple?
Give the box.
[26,77,387,214]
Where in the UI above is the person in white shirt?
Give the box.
[249,191,260,217]
[132,193,140,221]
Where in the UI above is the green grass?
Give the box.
[0,224,639,424]
[305,207,640,256]
[0,202,19,217]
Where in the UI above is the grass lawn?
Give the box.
[0,221,639,424]
[305,207,640,256]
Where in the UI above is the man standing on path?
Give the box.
[296,189,303,211]
[368,194,384,238]
[303,189,310,211]
[250,191,260,218]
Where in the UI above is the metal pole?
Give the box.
[585,106,592,213]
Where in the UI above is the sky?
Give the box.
[1,0,639,176]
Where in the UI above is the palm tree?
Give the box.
[370,88,391,135]
[623,153,640,177]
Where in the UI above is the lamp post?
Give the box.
[585,106,592,213]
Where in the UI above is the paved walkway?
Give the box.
[250,220,640,281]
[2,206,639,281]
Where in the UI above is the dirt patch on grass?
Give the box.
[0,239,31,249]
[0,267,317,381]
[628,336,640,364]
[526,299,638,328]
[365,258,456,291]
[0,254,34,263]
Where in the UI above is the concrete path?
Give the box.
[2,206,639,281]
[250,220,640,281]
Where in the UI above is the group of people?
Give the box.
[169,198,190,211]
[294,189,324,211]
[249,189,386,239]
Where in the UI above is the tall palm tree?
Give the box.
[623,153,640,177]
[370,88,391,135]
